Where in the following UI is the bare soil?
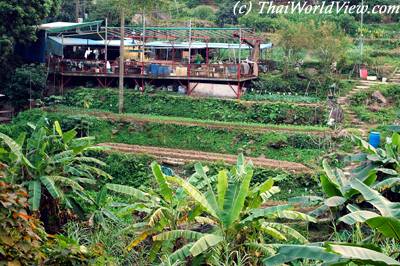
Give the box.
[99,142,312,173]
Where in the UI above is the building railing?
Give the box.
[49,58,256,80]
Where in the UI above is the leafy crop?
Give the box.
[64,88,327,125]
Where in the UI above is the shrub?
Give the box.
[0,181,47,265]
[93,152,155,188]
[191,5,216,21]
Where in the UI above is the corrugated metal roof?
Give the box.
[48,36,137,47]
[39,21,103,33]
[48,37,272,50]
[39,22,80,30]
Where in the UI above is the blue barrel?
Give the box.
[369,132,381,148]
[159,66,166,76]
[159,66,170,76]
[150,64,159,75]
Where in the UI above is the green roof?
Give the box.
[45,20,103,33]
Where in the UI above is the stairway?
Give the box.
[390,70,400,84]
[338,80,382,137]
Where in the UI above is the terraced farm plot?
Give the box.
[15,108,336,165]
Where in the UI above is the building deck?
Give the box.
[56,71,257,83]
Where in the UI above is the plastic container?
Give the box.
[369,132,381,148]
[159,66,166,76]
[360,68,368,79]
[150,64,159,75]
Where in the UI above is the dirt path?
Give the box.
[51,108,331,136]
[99,142,312,173]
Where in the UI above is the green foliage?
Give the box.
[12,109,329,164]
[239,14,282,32]
[215,0,237,26]
[94,151,154,188]
[6,64,47,110]
[86,0,121,26]
[0,0,60,88]
[264,243,400,265]
[242,92,321,103]
[0,120,111,233]
[0,181,47,265]
[252,73,352,99]
[349,84,400,124]
[156,155,315,264]
[43,234,105,265]
[313,22,351,72]
[190,5,216,21]
[339,179,400,241]
[65,88,327,125]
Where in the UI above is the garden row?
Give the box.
[3,109,339,165]
[63,88,328,125]
[51,106,331,135]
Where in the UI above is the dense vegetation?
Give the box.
[64,88,328,125]
[349,84,400,124]
[1,109,333,165]
[1,122,400,264]
[1,0,400,264]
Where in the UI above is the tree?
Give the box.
[215,0,237,26]
[0,181,47,265]
[312,22,351,73]
[6,64,47,111]
[105,162,193,263]
[87,0,120,26]
[0,0,60,90]
[276,19,315,75]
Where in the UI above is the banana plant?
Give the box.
[321,133,400,212]
[321,158,380,208]
[262,242,400,265]
[339,179,400,241]
[153,155,315,265]
[78,186,123,230]
[0,121,111,214]
[105,162,195,263]
[349,133,400,193]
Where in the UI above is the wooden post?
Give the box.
[187,20,192,95]
[75,0,80,22]
[118,9,125,113]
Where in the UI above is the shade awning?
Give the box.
[39,21,103,33]
[48,36,137,47]
[48,37,273,50]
